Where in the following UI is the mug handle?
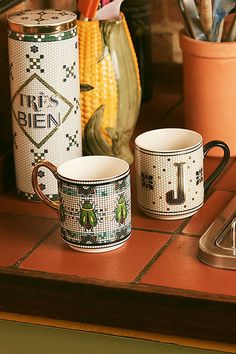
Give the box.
[203,140,230,195]
[32,160,59,212]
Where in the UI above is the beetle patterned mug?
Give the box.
[135,128,230,220]
[32,156,131,252]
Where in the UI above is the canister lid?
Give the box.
[8,9,77,34]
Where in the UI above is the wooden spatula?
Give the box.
[200,0,213,38]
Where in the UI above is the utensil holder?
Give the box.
[180,31,236,157]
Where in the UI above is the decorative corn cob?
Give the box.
[78,19,118,146]
[77,14,141,164]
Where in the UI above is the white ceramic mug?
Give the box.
[32,156,131,252]
[135,128,230,220]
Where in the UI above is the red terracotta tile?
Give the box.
[20,229,171,283]
[182,190,235,236]
[214,159,236,192]
[140,235,236,296]
[131,194,184,233]
[0,213,57,267]
[0,189,57,219]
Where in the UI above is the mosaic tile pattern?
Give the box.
[135,144,204,218]
[8,10,82,201]
[59,173,131,249]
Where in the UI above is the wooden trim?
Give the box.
[0,268,236,344]
[1,311,236,353]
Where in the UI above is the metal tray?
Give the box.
[198,195,236,270]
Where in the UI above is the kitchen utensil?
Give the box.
[217,19,225,41]
[176,0,192,36]
[226,13,236,40]
[209,0,236,41]
[179,0,207,40]
[96,0,124,20]
[199,0,213,38]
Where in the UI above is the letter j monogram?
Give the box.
[166,162,186,205]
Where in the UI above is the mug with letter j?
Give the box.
[32,156,131,252]
[135,128,230,220]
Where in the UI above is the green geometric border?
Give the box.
[17,189,59,201]
[8,27,77,42]
[11,73,73,149]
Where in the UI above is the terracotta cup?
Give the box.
[180,31,236,156]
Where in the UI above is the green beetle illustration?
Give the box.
[79,200,97,230]
[115,195,128,225]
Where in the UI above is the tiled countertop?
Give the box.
[1,83,236,345]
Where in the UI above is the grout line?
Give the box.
[132,214,190,237]
[178,188,236,235]
[132,235,177,284]
[11,223,59,269]
[175,188,216,234]
[132,227,175,235]
[131,211,200,284]
[181,232,201,238]
[174,216,192,234]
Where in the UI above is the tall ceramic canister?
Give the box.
[8,9,82,201]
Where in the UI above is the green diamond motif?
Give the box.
[12,73,73,148]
